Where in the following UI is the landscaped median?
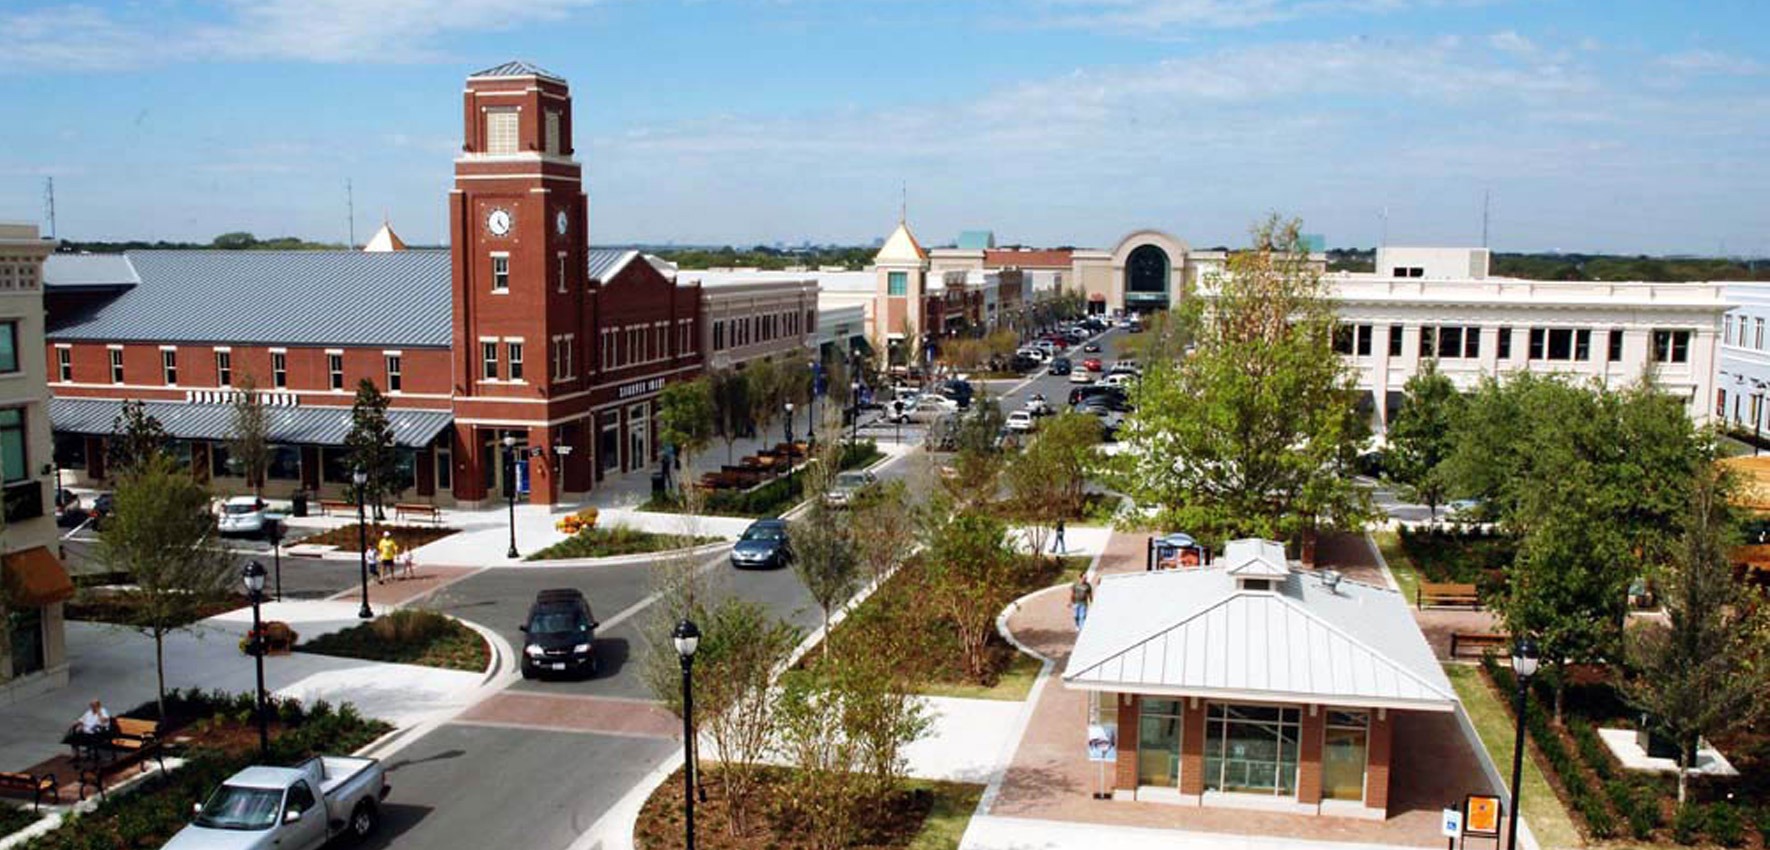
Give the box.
[635,767,982,850]
[524,524,723,562]
[297,608,491,672]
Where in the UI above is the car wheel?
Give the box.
[588,656,600,677]
[350,801,379,840]
[520,666,534,680]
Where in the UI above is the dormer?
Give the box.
[1221,538,1289,593]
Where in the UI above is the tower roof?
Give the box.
[875,222,927,265]
[469,61,563,82]
[362,221,407,253]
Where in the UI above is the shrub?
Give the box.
[369,608,454,643]
[1707,803,1745,848]
[1672,804,1705,845]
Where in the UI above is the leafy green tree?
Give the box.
[211,231,259,250]
[227,373,272,495]
[790,447,860,656]
[1385,359,1464,518]
[98,453,232,719]
[657,377,714,483]
[107,399,169,475]
[746,359,782,443]
[1625,466,1769,806]
[688,599,801,835]
[850,479,918,586]
[1111,215,1370,542]
[953,391,1005,457]
[709,369,751,464]
[1004,412,1100,552]
[921,511,1021,683]
[345,379,400,519]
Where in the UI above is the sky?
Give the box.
[1,0,1767,255]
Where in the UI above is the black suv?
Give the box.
[1068,384,1127,408]
[520,588,600,679]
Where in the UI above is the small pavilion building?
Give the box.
[1063,539,1456,819]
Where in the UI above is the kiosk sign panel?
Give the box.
[1464,794,1502,839]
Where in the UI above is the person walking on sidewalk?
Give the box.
[1052,519,1067,554]
[377,531,398,585]
[1070,575,1093,630]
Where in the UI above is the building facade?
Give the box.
[1716,282,1770,437]
[0,223,73,704]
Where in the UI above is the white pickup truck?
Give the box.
[164,755,388,850]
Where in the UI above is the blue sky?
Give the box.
[2,0,1767,254]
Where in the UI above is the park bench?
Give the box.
[394,503,441,524]
[77,718,166,800]
[1416,581,1481,610]
[317,498,355,517]
[0,771,58,810]
[1449,631,1510,659]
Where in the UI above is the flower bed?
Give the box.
[297,523,456,551]
[525,525,720,562]
[25,690,390,850]
[297,608,489,672]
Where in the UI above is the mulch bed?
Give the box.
[297,610,489,672]
[525,527,721,561]
[634,765,978,850]
[297,523,456,551]
[64,592,250,626]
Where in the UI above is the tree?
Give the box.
[746,359,782,443]
[1385,359,1464,518]
[921,511,1022,683]
[345,379,400,520]
[953,391,1005,457]
[657,377,715,486]
[709,369,751,464]
[1625,466,1769,806]
[1004,412,1100,553]
[1110,216,1370,542]
[98,453,231,719]
[107,399,169,475]
[228,373,272,495]
[850,479,917,586]
[686,599,801,835]
[790,448,860,656]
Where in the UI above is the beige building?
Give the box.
[0,223,72,704]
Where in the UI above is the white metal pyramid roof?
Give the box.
[1063,566,1457,711]
[362,222,407,253]
[875,222,927,266]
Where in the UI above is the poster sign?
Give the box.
[1086,723,1117,762]
[1441,807,1463,838]
[1464,794,1502,838]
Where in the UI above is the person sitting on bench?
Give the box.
[69,699,114,760]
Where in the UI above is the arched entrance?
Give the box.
[1125,244,1171,312]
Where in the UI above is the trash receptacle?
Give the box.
[291,491,308,517]
[650,472,666,497]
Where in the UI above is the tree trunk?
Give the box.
[1553,673,1565,724]
[155,633,167,721]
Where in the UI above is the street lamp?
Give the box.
[850,379,861,446]
[673,619,702,850]
[242,560,270,758]
[784,402,796,492]
[352,467,372,619]
[807,360,818,444]
[1507,639,1540,850]
[503,434,519,559]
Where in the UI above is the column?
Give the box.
[451,425,488,502]
[1115,695,1138,792]
[1366,709,1394,813]
[1298,705,1325,806]
[415,447,435,498]
[1179,698,1206,796]
[527,425,557,505]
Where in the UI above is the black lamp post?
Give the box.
[503,434,519,559]
[353,467,372,619]
[849,379,861,446]
[1507,639,1540,850]
[673,619,701,850]
[784,402,796,491]
[807,360,818,444]
[242,560,270,758]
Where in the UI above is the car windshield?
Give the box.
[529,610,589,634]
[834,473,869,489]
[195,785,282,831]
[743,525,786,542]
[224,503,258,515]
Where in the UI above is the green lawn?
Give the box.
[1444,664,1583,850]
[905,781,985,850]
[1371,531,1420,604]
[918,652,1043,701]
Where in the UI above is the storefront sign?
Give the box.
[1440,807,1463,838]
[1086,723,1117,762]
[618,377,666,400]
[1463,794,1502,838]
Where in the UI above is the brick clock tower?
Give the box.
[448,61,586,506]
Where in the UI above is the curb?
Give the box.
[517,540,732,569]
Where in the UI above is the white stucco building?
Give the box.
[1717,282,1770,436]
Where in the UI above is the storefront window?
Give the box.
[10,607,44,676]
[267,446,301,481]
[1136,698,1182,788]
[0,409,25,483]
[1203,703,1301,796]
[1322,710,1370,802]
[53,433,86,470]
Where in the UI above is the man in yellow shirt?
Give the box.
[377,531,398,585]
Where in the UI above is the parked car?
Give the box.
[1047,357,1072,376]
[218,495,269,538]
[824,470,878,508]
[167,755,389,850]
[1082,358,1104,372]
[1068,384,1126,407]
[1110,358,1141,375]
[891,394,959,423]
[88,493,115,530]
[1101,372,1137,388]
[1082,341,1102,353]
[1068,369,1095,384]
[731,518,792,569]
[1024,393,1053,416]
[520,588,600,679]
[939,379,975,409]
[1005,410,1037,433]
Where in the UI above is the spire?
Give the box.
[875,220,926,265]
[363,220,407,252]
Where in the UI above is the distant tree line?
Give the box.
[649,244,879,271]
[59,232,345,253]
[1328,246,1770,282]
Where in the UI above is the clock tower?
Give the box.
[448,61,587,505]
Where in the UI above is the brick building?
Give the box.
[44,62,706,506]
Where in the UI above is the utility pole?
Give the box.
[346,179,356,248]
[43,177,56,239]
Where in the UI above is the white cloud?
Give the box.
[1030,0,1501,32]
[1655,49,1763,76]
[0,5,154,72]
[1487,30,1534,55]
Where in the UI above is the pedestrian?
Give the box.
[377,531,398,585]
[364,546,380,584]
[1052,519,1067,554]
[398,547,416,581]
[1070,574,1093,630]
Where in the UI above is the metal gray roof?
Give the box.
[43,255,139,289]
[50,397,453,448]
[587,248,639,284]
[470,61,561,81]
[1063,561,1456,711]
[46,250,452,347]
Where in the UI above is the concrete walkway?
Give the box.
[962,815,1458,850]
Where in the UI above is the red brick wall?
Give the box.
[1298,706,1325,805]
[1367,709,1394,811]
[1180,699,1205,795]
[1115,695,1137,791]
[48,342,452,408]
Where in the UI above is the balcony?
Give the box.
[3,479,44,524]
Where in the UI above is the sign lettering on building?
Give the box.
[617,377,666,400]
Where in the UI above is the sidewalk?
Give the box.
[963,815,1453,850]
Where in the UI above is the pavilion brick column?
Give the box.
[1298,706,1325,805]
[1179,699,1205,796]
[1367,709,1395,812]
[1114,695,1138,791]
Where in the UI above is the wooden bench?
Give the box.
[1450,631,1510,659]
[394,503,441,524]
[1417,581,1481,609]
[0,771,58,810]
[317,498,355,517]
[78,718,165,800]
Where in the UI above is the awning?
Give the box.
[50,398,454,449]
[4,546,75,606]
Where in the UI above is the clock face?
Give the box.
[486,208,512,237]
[555,210,569,236]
